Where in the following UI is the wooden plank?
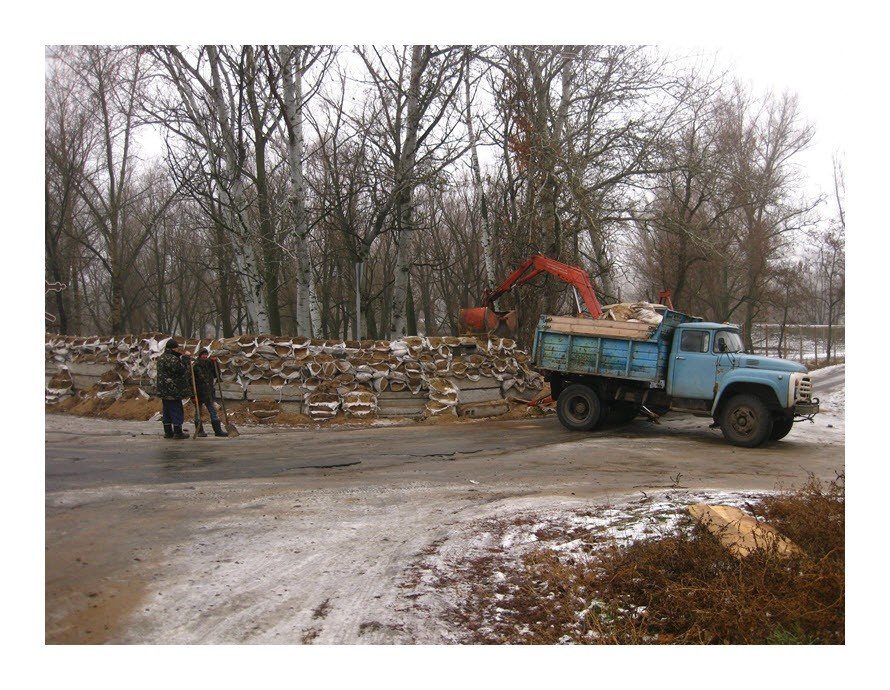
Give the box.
[542,323,654,340]
[687,504,802,559]
[545,315,653,332]
[542,316,656,340]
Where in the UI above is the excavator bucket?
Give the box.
[459,307,519,337]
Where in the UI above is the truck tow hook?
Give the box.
[640,405,661,424]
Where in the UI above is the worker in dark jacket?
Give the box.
[156,339,192,439]
[193,348,228,437]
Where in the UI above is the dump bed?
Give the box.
[532,310,700,384]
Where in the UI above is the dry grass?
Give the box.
[455,477,844,644]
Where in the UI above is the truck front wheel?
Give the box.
[770,415,795,441]
[719,394,774,447]
[557,384,604,431]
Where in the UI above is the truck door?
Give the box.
[669,329,716,400]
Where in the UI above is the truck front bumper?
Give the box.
[794,401,820,417]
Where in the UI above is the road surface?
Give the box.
[46,366,844,643]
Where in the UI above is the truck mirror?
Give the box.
[718,338,727,352]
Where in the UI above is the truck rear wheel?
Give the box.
[770,415,795,441]
[719,394,774,447]
[557,384,604,431]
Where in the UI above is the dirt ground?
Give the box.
[45,366,845,644]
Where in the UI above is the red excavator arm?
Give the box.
[460,255,603,336]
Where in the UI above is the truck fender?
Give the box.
[711,371,787,417]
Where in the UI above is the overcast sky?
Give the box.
[711,43,845,201]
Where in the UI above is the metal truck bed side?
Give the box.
[532,310,700,384]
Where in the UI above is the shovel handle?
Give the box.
[214,360,229,418]
[189,360,202,433]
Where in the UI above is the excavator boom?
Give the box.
[459,255,603,337]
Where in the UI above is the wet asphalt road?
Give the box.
[45,416,581,492]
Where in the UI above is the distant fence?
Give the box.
[748,323,845,364]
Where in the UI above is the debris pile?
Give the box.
[601,302,664,325]
[45,368,74,404]
[45,332,545,422]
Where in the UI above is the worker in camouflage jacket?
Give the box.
[156,339,192,439]
[192,348,228,437]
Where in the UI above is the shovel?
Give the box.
[189,357,205,439]
[214,359,240,437]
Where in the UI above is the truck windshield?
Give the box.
[713,330,744,353]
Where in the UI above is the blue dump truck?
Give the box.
[532,310,820,447]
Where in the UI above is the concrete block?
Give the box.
[450,376,501,391]
[377,397,426,417]
[71,374,101,391]
[378,390,426,401]
[456,387,504,404]
[247,384,304,401]
[219,383,246,401]
[505,386,538,401]
[278,401,304,414]
[68,362,115,377]
[457,401,509,419]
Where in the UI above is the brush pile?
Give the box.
[45,333,545,422]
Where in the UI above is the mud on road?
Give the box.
[46,367,844,643]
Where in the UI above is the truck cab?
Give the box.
[665,322,819,446]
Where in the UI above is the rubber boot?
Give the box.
[173,425,189,439]
[212,419,228,437]
[195,421,208,438]
[163,423,174,439]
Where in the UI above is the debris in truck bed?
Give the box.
[600,302,664,325]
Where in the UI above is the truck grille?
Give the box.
[797,376,812,402]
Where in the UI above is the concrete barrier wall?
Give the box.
[45,332,546,420]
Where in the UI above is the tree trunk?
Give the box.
[251,116,282,335]
[389,45,425,339]
[214,214,234,337]
[207,45,269,334]
[406,273,418,336]
[464,50,496,289]
[280,45,317,337]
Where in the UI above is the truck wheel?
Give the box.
[770,415,795,441]
[719,394,774,448]
[608,402,640,425]
[557,384,604,431]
